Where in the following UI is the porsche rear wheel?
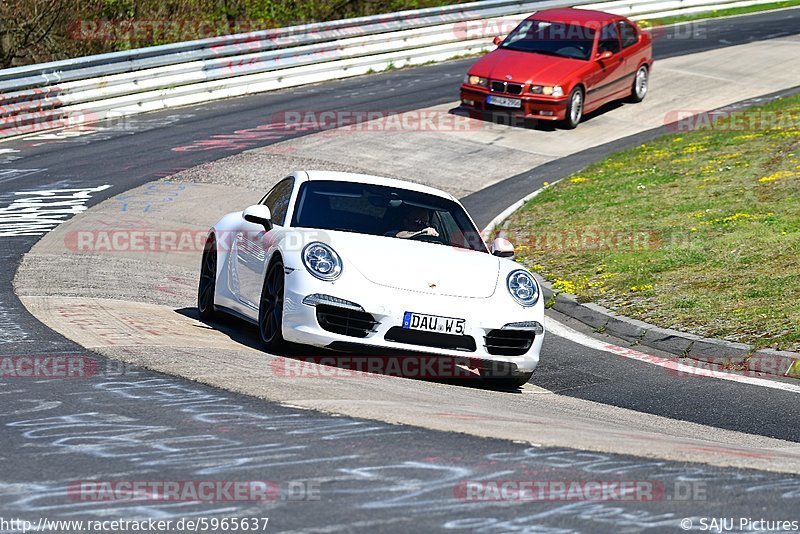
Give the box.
[197,235,217,320]
[259,259,286,351]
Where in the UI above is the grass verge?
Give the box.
[506,94,800,351]
[636,0,800,27]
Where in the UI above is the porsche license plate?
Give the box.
[403,312,465,335]
[487,95,522,108]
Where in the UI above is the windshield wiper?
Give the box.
[503,45,571,59]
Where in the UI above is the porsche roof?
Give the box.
[297,170,457,201]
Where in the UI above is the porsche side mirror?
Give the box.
[491,237,515,258]
[242,204,273,230]
[596,50,613,61]
[492,35,503,46]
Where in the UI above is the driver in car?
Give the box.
[394,206,440,239]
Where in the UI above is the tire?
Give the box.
[258,258,286,351]
[197,235,217,320]
[561,87,584,129]
[480,369,534,389]
[628,65,649,103]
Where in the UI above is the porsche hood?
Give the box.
[323,232,499,298]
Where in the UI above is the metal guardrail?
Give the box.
[0,0,780,139]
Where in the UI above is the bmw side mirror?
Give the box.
[242,204,273,230]
[493,35,503,46]
[491,237,515,258]
[596,50,613,61]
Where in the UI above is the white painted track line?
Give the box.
[547,318,800,394]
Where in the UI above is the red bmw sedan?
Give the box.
[460,8,653,129]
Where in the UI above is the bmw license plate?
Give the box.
[403,312,465,335]
[487,95,522,108]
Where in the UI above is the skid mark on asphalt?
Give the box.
[0,184,111,237]
[546,319,800,394]
[3,373,799,530]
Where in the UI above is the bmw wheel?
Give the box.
[197,235,217,320]
[562,87,584,129]
[628,65,649,103]
[259,259,286,351]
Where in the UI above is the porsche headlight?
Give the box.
[302,242,342,281]
[507,269,539,307]
[465,74,489,87]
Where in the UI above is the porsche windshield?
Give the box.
[500,20,596,60]
[291,180,488,253]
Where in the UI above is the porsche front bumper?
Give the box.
[280,269,544,373]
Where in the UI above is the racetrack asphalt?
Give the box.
[1,8,800,530]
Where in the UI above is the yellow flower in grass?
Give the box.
[552,279,577,294]
[570,176,588,184]
[683,145,707,154]
[722,212,751,222]
[630,284,654,292]
[759,170,794,183]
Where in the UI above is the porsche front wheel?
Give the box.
[259,259,286,351]
[482,371,534,389]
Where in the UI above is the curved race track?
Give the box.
[2,9,800,532]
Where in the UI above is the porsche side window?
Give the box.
[619,21,638,48]
[261,177,294,226]
[598,23,621,54]
[436,211,468,249]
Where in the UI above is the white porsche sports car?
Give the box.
[198,170,544,387]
